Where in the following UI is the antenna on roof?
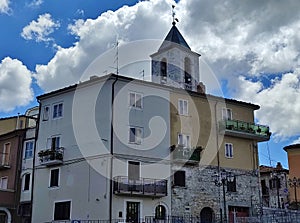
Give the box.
[172,5,179,26]
[113,36,119,75]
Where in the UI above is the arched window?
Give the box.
[160,58,167,78]
[184,57,192,84]
[23,173,30,191]
[155,205,166,220]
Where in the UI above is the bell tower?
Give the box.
[150,6,201,92]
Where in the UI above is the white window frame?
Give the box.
[24,140,34,159]
[2,142,11,165]
[129,92,143,109]
[53,102,63,119]
[129,127,143,145]
[43,105,50,121]
[127,160,141,180]
[22,173,31,191]
[222,108,232,120]
[178,99,188,116]
[47,135,61,150]
[177,133,191,148]
[225,143,233,158]
[49,168,60,188]
[0,176,8,189]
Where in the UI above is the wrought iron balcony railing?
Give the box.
[219,119,271,142]
[38,147,64,166]
[0,153,10,169]
[113,176,168,197]
[170,145,202,165]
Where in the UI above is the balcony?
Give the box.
[184,83,193,91]
[38,147,64,166]
[170,145,202,165]
[219,119,271,142]
[0,153,10,169]
[113,176,168,198]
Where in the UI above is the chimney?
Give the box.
[276,162,283,170]
[197,82,206,94]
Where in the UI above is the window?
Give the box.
[222,108,232,120]
[155,205,166,220]
[178,133,191,148]
[227,176,236,192]
[50,168,59,187]
[225,143,233,158]
[54,201,71,220]
[24,141,34,159]
[269,178,281,190]
[129,127,142,144]
[174,170,185,187]
[43,106,50,121]
[184,57,192,84]
[1,143,11,166]
[128,161,140,180]
[129,92,142,109]
[23,174,30,191]
[47,136,60,150]
[160,58,167,79]
[0,177,8,189]
[53,103,63,119]
[178,99,188,115]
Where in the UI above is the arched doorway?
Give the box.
[200,207,214,223]
[155,205,166,220]
[0,208,11,223]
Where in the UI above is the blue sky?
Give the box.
[1,0,300,169]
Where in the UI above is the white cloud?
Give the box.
[0,0,11,14]
[21,13,60,43]
[35,0,172,91]
[234,69,300,141]
[27,0,43,8]
[33,0,300,140]
[0,57,34,112]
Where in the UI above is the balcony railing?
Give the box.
[170,145,202,165]
[0,153,10,169]
[113,176,167,197]
[38,147,64,166]
[219,119,271,142]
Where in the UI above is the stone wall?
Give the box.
[171,164,261,218]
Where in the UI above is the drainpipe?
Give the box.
[109,74,118,223]
[30,101,41,222]
[214,100,222,221]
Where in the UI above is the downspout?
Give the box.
[15,131,23,222]
[109,75,118,223]
[214,100,222,220]
[30,100,41,221]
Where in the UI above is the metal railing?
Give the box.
[38,147,64,164]
[219,119,271,138]
[171,146,201,163]
[113,176,168,197]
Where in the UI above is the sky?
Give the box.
[1,0,300,169]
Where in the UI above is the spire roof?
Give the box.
[159,25,191,50]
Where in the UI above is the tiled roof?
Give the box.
[159,25,191,50]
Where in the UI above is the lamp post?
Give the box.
[213,170,235,223]
[270,172,281,209]
[288,177,300,210]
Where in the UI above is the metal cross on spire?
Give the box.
[172,5,179,26]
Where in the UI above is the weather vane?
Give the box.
[172,5,179,26]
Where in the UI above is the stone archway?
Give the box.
[0,208,11,223]
[200,207,214,223]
